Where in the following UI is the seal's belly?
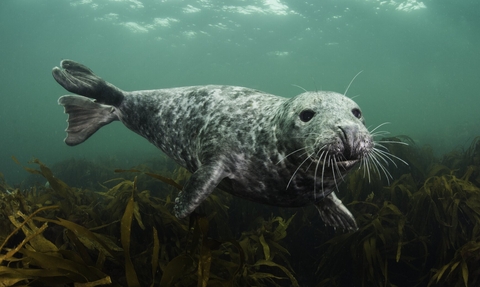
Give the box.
[216,160,334,207]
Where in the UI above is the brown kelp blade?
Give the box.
[120,179,141,287]
[115,168,183,191]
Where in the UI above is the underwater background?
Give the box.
[1,0,480,286]
[1,0,480,183]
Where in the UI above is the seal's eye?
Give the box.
[299,109,315,122]
[352,108,362,119]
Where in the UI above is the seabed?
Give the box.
[1,136,480,287]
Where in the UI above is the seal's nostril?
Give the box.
[338,126,346,140]
[339,126,349,144]
[338,125,361,159]
[337,126,350,158]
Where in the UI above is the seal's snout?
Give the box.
[337,125,373,160]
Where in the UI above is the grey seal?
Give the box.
[52,60,376,231]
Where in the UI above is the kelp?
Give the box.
[0,207,113,286]
[316,200,410,287]
[3,135,480,286]
[442,136,480,186]
[428,240,480,287]
[0,158,298,286]
[315,136,480,287]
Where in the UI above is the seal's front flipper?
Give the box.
[52,60,124,106]
[58,96,118,146]
[174,162,228,218]
[315,192,358,231]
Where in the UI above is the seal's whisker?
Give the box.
[365,157,372,182]
[360,157,367,179]
[361,156,372,183]
[373,143,390,150]
[344,70,363,97]
[370,131,391,137]
[368,154,393,185]
[363,158,370,183]
[276,147,308,164]
[331,156,341,193]
[371,151,396,184]
[371,148,395,167]
[372,142,408,161]
[308,149,328,195]
[332,156,339,186]
[376,159,393,181]
[286,153,312,190]
[321,151,328,198]
[370,127,390,133]
[375,140,409,146]
[305,158,316,171]
[369,152,392,181]
[333,155,347,181]
[373,147,409,166]
[369,122,391,134]
[313,149,327,200]
[368,155,381,181]
[336,152,348,163]
[291,84,308,93]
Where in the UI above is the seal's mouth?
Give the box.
[317,159,359,169]
[335,159,359,169]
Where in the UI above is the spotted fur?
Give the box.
[53,60,374,231]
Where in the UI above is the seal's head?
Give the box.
[276,91,373,175]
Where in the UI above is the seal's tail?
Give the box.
[52,60,124,146]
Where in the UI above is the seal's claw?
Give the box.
[315,192,358,231]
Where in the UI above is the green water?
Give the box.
[0,0,479,184]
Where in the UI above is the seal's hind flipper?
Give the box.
[315,192,358,231]
[52,60,124,106]
[58,95,118,146]
[174,162,228,218]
